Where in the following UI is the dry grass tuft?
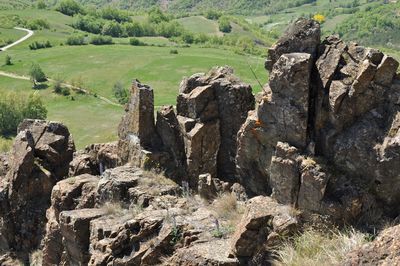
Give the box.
[273,228,369,266]
[101,201,126,216]
[139,170,177,187]
[212,193,244,223]
[29,250,43,266]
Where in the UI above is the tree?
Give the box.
[37,0,46,9]
[218,17,232,33]
[5,55,11,65]
[102,21,123,37]
[29,63,47,87]
[112,81,129,104]
[56,0,84,16]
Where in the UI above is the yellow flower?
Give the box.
[313,14,326,24]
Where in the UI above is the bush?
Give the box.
[29,41,52,50]
[66,34,86,45]
[182,32,194,44]
[112,81,129,104]
[170,49,178,54]
[205,10,222,20]
[5,55,11,65]
[29,63,47,86]
[90,35,113,45]
[129,37,145,46]
[0,92,47,136]
[37,0,46,9]
[53,79,71,96]
[100,7,131,23]
[124,22,144,37]
[72,15,103,34]
[102,21,124,37]
[56,0,84,16]
[148,7,170,24]
[218,17,232,33]
[26,19,50,30]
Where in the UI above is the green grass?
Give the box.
[178,16,222,36]
[0,28,26,45]
[0,44,266,106]
[0,75,122,149]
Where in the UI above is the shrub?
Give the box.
[169,49,178,54]
[0,92,47,136]
[56,0,84,16]
[129,37,145,46]
[182,32,194,44]
[66,34,86,45]
[102,21,124,37]
[29,41,52,50]
[205,10,222,20]
[5,55,11,65]
[112,81,129,104]
[148,7,170,24]
[26,19,50,30]
[124,22,144,37]
[90,35,113,45]
[100,7,131,23]
[29,63,47,86]
[37,0,46,9]
[218,17,232,33]
[53,79,71,96]
[72,15,103,34]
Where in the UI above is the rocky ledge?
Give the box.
[0,18,400,265]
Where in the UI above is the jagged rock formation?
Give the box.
[0,120,74,259]
[0,17,400,265]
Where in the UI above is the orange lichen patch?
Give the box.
[254,120,262,127]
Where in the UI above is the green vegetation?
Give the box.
[274,228,369,266]
[5,55,12,65]
[113,81,129,104]
[0,91,47,136]
[218,17,232,33]
[29,40,52,50]
[29,63,47,87]
[335,1,400,48]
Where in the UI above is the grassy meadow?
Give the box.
[0,9,267,149]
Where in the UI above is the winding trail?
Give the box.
[0,70,121,107]
[0,27,34,51]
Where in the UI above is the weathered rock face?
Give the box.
[0,120,75,257]
[118,80,161,165]
[69,142,118,176]
[42,174,98,266]
[265,18,320,71]
[236,52,313,195]
[177,67,255,184]
[230,196,298,260]
[344,224,400,265]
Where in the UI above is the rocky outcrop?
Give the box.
[118,80,161,165]
[236,52,313,195]
[177,67,255,182]
[265,18,320,71]
[69,142,118,176]
[0,120,74,258]
[345,224,400,265]
[230,196,298,260]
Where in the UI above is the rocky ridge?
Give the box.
[0,18,399,265]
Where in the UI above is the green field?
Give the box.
[0,75,122,149]
[0,8,267,149]
[178,16,222,36]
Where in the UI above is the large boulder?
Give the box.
[230,196,298,261]
[0,120,74,257]
[345,224,400,265]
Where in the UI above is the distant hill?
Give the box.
[334,1,400,49]
[55,0,317,15]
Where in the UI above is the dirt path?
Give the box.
[0,27,34,51]
[0,70,121,107]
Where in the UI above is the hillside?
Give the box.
[64,0,318,15]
